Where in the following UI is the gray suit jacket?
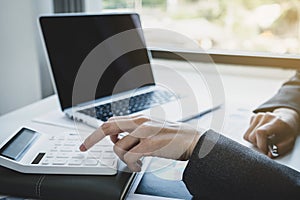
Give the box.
[183,71,300,199]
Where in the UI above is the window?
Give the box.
[101,0,300,55]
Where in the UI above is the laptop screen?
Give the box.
[40,13,155,110]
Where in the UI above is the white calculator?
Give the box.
[0,127,117,175]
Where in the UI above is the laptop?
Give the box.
[39,13,203,128]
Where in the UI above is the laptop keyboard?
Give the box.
[79,90,175,121]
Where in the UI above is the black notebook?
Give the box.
[0,164,134,200]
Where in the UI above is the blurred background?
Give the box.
[1,0,299,115]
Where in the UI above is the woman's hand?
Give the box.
[243,108,299,158]
[80,115,202,172]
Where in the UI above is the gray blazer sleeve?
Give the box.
[183,130,300,200]
[254,71,300,114]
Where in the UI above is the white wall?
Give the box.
[0,0,53,115]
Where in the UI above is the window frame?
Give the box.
[150,48,300,70]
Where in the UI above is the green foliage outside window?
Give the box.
[102,0,300,53]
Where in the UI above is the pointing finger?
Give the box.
[80,115,152,151]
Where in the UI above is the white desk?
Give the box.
[0,60,299,199]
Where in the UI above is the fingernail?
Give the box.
[79,144,87,151]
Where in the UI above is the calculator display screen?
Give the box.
[0,128,38,161]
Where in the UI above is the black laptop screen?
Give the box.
[40,14,155,110]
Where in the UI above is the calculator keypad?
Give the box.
[40,133,117,168]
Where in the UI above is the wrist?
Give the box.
[273,107,300,132]
[183,131,202,160]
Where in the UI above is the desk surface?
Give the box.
[0,61,299,199]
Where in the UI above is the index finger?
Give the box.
[80,116,148,151]
[79,127,106,151]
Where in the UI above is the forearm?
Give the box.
[183,130,300,200]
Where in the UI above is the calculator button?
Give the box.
[66,136,79,141]
[72,153,85,159]
[64,143,76,147]
[68,159,83,166]
[50,146,59,152]
[48,136,55,140]
[97,142,112,147]
[52,159,67,165]
[59,147,73,152]
[102,151,115,159]
[84,159,98,166]
[54,141,63,146]
[101,159,114,166]
[90,149,101,153]
[46,152,56,158]
[57,136,65,140]
[56,153,70,158]
[87,154,101,159]
[41,159,52,165]
[90,146,102,152]
[102,147,113,152]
